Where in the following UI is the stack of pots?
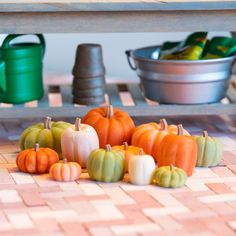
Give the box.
[72,44,106,105]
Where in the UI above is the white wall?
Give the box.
[0,32,230,82]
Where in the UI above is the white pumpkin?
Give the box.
[128,149,156,185]
[61,118,99,168]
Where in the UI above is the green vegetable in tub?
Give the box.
[159,32,208,60]
[203,36,236,59]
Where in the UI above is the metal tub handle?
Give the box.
[125,50,137,70]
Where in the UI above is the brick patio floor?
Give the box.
[0,115,236,236]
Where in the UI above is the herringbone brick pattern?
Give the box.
[0,116,236,236]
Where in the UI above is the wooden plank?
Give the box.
[127,84,147,106]
[106,84,123,106]
[59,85,74,107]
[0,0,235,12]
[0,10,235,34]
[0,103,236,119]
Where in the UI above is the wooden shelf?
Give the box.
[0,0,236,33]
[0,80,235,119]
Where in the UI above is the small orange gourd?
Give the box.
[49,159,82,182]
[16,143,59,174]
[157,124,197,176]
[82,105,135,148]
[112,142,143,172]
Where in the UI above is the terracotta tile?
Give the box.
[143,206,189,217]
[211,166,236,177]
[227,221,236,231]
[11,172,35,184]
[89,227,114,236]
[174,219,207,233]
[38,185,62,193]
[206,183,233,194]
[222,151,236,165]
[6,212,34,229]
[207,202,236,216]
[206,222,236,236]
[79,183,105,196]
[45,198,69,210]
[19,190,46,207]
[102,187,135,205]
[110,223,160,235]
[227,165,236,175]
[33,218,60,233]
[0,190,22,203]
[84,219,130,228]
[60,222,89,236]
[126,191,160,208]
[90,200,124,220]
[149,215,182,231]
[118,208,150,224]
[198,193,236,203]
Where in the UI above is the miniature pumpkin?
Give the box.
[49,158,82,181]
[19,116,71,158]
[131,119,190,162]
[61,118,99,168]
[112,142,142,172]
[82,105,135,148]
[128,149,156,185]
[152,165,187,188]
[87,144,125,182]
[193,131,223,167]
[157,124,197,176]
[16,143,59,174]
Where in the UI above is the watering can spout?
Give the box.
[0,61,6,94]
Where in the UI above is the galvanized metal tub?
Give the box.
[126,45,236,104]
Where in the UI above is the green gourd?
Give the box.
[19,116,71,158]
[193,130,223,167]
[87,144,125,182]
[152,165,187,188]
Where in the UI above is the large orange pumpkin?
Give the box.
[131,119,190,162]
[82,105,135,148]
[112,142,142,172]
[16,143,59,174]
[157,124,197,176]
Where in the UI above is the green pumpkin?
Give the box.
[87,144,125,182]
[19,117,71,158]
[193,131,223,167]
[152,165,187,188]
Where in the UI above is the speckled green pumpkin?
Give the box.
[19,117,71,158]
[87,144,125,182]
[152,165,187,188]
[193,131,223,167]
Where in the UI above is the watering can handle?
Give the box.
[1,34,46,58]
[0,61,6,93]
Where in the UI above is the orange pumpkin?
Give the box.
[157,124,197,176]
[82,105,135,148]
[131,119,190,162]
[49,159,82,181]
[16,143,59,174]
[112,142,143,172]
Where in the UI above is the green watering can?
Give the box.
[0,34,45,104]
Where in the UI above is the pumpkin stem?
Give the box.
[35,143,40,152]
[63,158,67,164]
[106,105,114,118]
[177,124,184,136]
[75,118,81,131]
[106,144,112,152]
[170,164,174,171]
[139,148,143,155]
[44,116,52,129]
[160,119,168,131]
[203,130,208,138]
[124,142,129,150]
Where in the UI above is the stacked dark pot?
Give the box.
[72,44,106,105]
